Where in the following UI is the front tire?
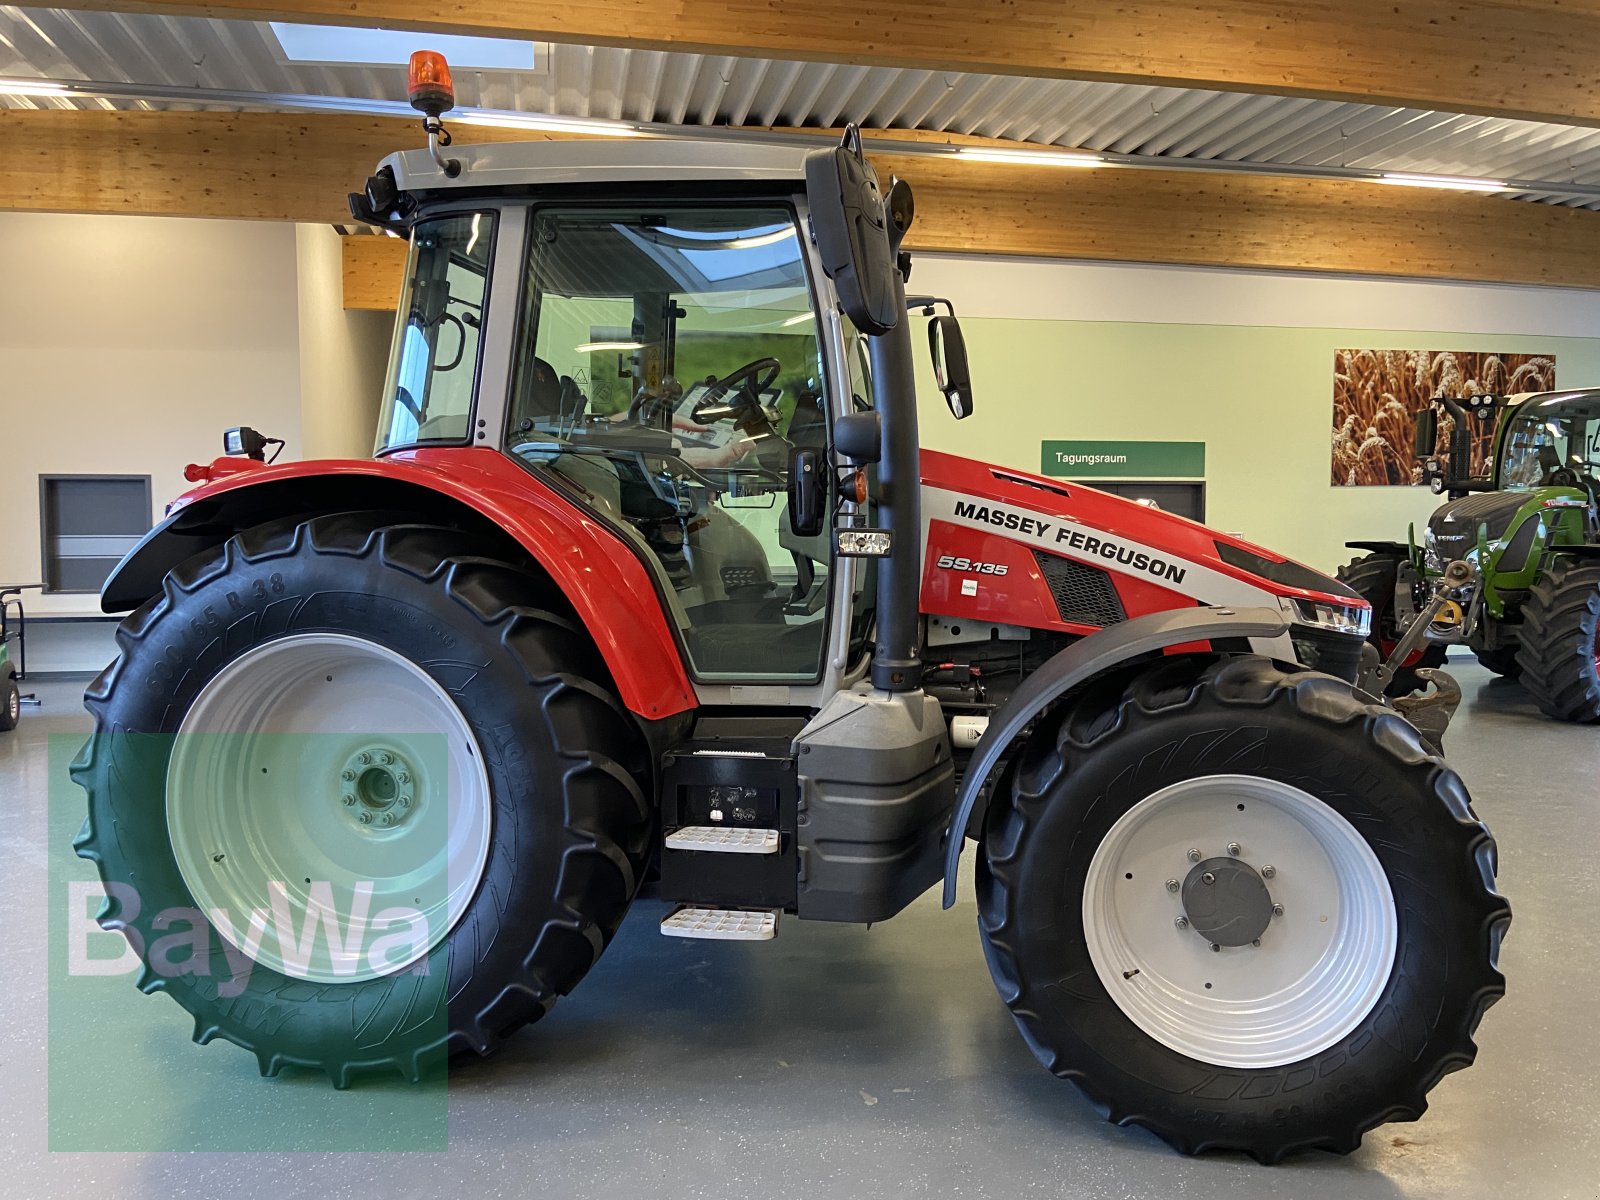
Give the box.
[0,676,18,731]
[1516,557,1600,721]
[977,655,1507,1161]
[1473,644,1523,679]
[72,514,652,1083]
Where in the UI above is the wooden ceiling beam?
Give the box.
[6,109,1600,295]
[38,0,1600,128]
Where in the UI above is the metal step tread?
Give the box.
[665,825,780,854]
[660,906,778,941]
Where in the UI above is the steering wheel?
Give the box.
[1547,466,1582,488]
[690,357,783,429]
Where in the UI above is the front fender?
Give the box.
[940,605,1290,908]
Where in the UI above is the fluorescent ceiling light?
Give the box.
[956,146,1104,168]
[1379,172,1506,193]
[0,78,73,96]
[456,112,641,138]
[270,23,537,70]
[575,341,644,353]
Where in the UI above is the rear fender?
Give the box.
[102,448,696,718]
[940,605,1289,908]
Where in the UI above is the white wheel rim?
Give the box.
[167,633,492,984]
[1081,774,1397,1069]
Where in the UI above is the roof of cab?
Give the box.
[380,137,811,193]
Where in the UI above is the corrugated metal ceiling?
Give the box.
[7,5,1600,208]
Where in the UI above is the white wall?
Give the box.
[0,213,303,617]
[295,224,392,459]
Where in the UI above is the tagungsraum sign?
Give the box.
[1041,441,1206,479]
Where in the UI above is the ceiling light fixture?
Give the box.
[0,78,74,97]
[956,146,1104,168]
[1378,172,1507,193]
[455,111,641,138]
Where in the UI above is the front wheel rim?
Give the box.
[167,633,493,984]
[1081,774,1398,1069]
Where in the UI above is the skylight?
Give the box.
[269,24,538,70]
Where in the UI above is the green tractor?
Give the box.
[1341,388,1600,721]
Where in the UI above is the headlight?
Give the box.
[1423,528,1442,573]
[1278,596,1371,638]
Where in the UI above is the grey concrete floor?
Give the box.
[0,662,1595,1198]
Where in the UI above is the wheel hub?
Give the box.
[339,746,417,828]
[1180,857,1273,947]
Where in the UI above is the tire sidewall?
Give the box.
[80,538,584,1065]
[994,682,1477,1144]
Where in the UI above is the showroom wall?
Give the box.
[295,224,392,460]
[908,256,1600,573]
[0,213,303,629]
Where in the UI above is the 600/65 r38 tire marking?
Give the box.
[72,513,653,1085]
[977,654,1509,1161]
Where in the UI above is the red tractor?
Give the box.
[73,55,1507,1161]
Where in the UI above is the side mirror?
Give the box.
[928,315,974,420]
[1413,407,1438,460]
[804,127,900,336]
[834,410,882,464]
[788,447,826,537]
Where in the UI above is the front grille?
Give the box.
[1033,550,1126,627]
[1291,627,1364,683]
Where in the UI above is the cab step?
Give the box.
[664,825,780,854]
[659,905,778,941]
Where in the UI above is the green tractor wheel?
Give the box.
[1336,552,1446,697]
[0,676,18,733]
[1517,557,1600,722]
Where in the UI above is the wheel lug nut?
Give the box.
[356,752,372,766]
[1261,865,1276,878]
[378,752,394,766]
[1210,943,1221,953]
[1186,848,1202,863]
[1165,878,1180,893]
[380,813,395,826]
[341,768,356,782]
[358,811,372,824]
[1272,903,1285,917]
[342,794,356,806]
[398,796,411,808]
[1252,939,1261,947]
[1227,842,1241,857]
[1174,916,1188,929]
[395,770,410,785]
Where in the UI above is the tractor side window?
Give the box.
[376,213,494,453]
[842,318,879,666]
[506,206,834,683]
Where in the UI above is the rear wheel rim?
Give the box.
[167,633,492,984]
[1081,774,1397,1069]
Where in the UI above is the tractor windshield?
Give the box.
[504,205,835,683]
[1498,393,1600,491]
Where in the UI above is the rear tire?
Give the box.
[977,655,1508,1161]
[1337,552,1445,696]
[71,514,653,1083]
[1515,558,1600,721]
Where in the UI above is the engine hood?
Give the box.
[919,450,1361,617]
[1427,490,1531,555]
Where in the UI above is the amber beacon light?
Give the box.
[407,50,455,117]
[408,50,460,176]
